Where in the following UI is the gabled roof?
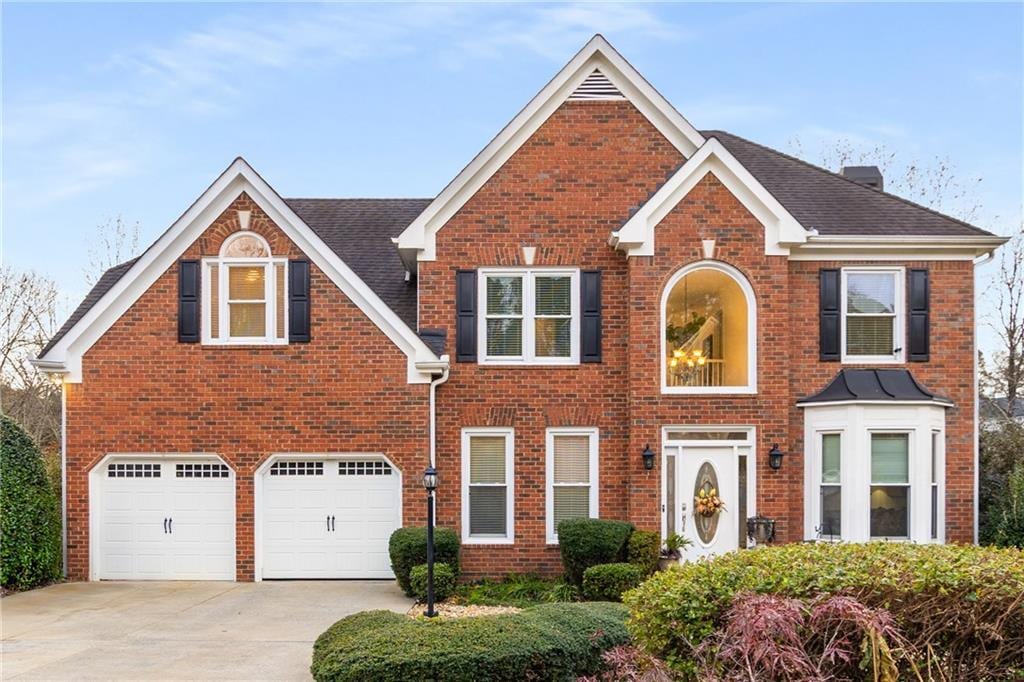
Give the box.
[35,159,443,383]
[394,34,705,265]
[706,130,998,238]
[797,369,952,407]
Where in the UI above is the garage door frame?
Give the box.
[254,453,404,582]
[88,452,236,582]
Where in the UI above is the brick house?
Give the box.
[35,36,1006,582]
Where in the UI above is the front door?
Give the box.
[664,441,747,560]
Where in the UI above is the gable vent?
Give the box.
[568,69,625,101]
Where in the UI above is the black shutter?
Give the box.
[581,270,602,363]
[178,260,200,343]
[908,268,929,362]
[455,270,477,362]
[289,260,311,343]
[819,269,841,361]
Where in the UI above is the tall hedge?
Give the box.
[311,602,629,681]
[557,518,633,586]
[1,415,61,590]
[388,526,460,596]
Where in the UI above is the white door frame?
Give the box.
[253,453,404,582]
[88,452,236,582]
[659,426,757,549]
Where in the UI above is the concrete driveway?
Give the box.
[1,580,411,680]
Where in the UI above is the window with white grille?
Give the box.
[108,463,161,478]
[203,232,287,344]
[462,429,514,543]
[176,463,230,478]
[546,428,599,543]
[842,268,904,362]
[479,269,579,364]
[338,460,392,476]
[270,461,323,476]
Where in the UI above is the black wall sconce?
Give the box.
[642,444,655,470]
[768,444,785,470]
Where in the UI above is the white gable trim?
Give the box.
[36,158,445,384]
[611,138,809,257]
[394,35,705,264]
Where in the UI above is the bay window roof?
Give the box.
[797,369,953,407]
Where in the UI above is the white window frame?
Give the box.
[545,427,599,544]
[868,430,912,540]
[811,430,844,540]
[461,427,515,544]
[840,267,904,363]
[477,268,580,365]
[930,429,945,541]
[202,233,288,345]
[660,260,757,395]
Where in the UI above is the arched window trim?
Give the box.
[660,260,757,395]
[202,232,289,345]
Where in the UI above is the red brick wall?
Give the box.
[419,100,685,577]
[65,193,429,581]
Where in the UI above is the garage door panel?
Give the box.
[261,458,401,579]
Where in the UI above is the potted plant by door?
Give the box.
[658,532,692,571]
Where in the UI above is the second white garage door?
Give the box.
[260,457,402,579]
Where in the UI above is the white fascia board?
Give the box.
[394,34,705,263]
[38,158,444,384]
[612,138,808,257]
[787,234,1009,261]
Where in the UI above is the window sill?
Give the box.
[478,360,580,367]
[461,537,515,546]
[840,356,904,364]
[661,386,757,395]
[201,340,289,347]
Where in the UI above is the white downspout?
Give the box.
[60,379,68,576]
[972,251,994,544]
[429,365,451,469]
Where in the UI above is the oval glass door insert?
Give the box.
[693,461,721,544]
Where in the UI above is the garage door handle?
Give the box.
[163,518,168,534]
[330,515,335,532]
[326,515,331,532]
[168,518,173,534]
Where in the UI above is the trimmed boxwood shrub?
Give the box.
[582,562,646,602]
[1,416,62,591]
[624,542,1024,678]
[557,518,633,586]
[388,527,460,596]
[311,602,629,681]
[626,529,660,575]
[409,562,456,602]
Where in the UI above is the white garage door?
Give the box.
[260,457,402,579]
[97,459,235,580]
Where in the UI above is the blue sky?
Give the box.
[3,2,1021,351]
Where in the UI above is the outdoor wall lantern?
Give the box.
[642,444,656,471]
[768,444,785,471]
[422,465,438,618]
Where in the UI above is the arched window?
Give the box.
[203,232,287,344]
[661,262,756,393]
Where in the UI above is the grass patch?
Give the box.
[452,573,580,608]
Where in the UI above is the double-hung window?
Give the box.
[870,433,910,539]
[546,428,599,543]
[203,233,287,344]
[818,433,842,539]
[461,428,514,544]
[479,269,579,364]
[842,268,903,362]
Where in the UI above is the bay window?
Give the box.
[546,428,599,543]
[479,269,579,364]
[819,433,842,539]
[870,433,910,539]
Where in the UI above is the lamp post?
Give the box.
[422,465,438,618]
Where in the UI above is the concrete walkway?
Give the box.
[1,580,411,680]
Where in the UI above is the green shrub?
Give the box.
[625,542,1024,678]
[582,563,646,602]
[409,562,456,602]
[558,518,633,586]
[626,529,660,574]
[311,602,630,682]
[454,573,579,607]
[984,460,1024,548]
[1,416,62,591]
[388,527,460,596]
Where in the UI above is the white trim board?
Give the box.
[35,158,446,384]
[612,138,808,257]
[394,34,705,266]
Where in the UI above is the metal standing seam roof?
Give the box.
[40,129,1000,357]
[797,369,953,406]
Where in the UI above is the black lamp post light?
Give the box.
[642,444,656,470]
[422,465,439,618]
